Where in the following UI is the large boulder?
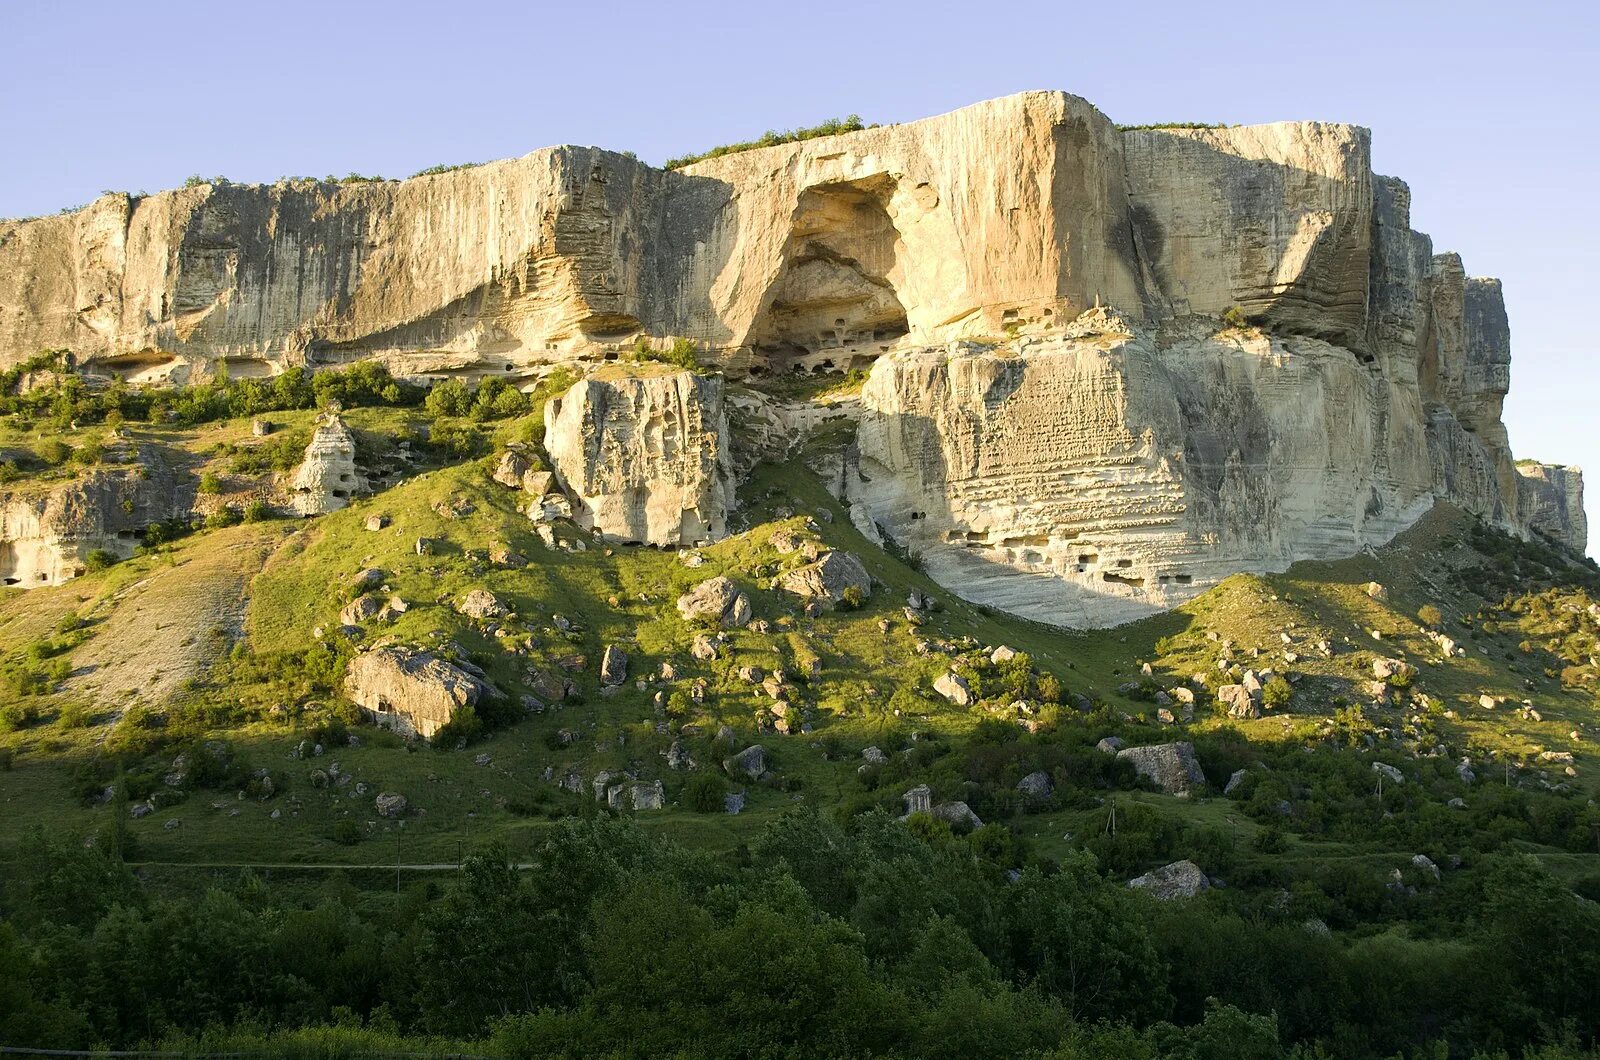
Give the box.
[933,671,973,706]
[1128,859,1210,900]
[600,645,629,686]
[677,576,752,628]
[344,646,490,739]
[457,588,508,621]
[543,368,733,547]
[724,745,766,780]
[1116,742,1207,795]
[1218,684,1258,719]
[779,551,871,604]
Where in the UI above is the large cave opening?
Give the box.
[748,177,909,370]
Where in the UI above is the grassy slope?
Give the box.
[0,409,1595,889]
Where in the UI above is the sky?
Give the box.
[3,0,1597,545]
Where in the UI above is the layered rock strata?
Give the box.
[1,89,1583,620]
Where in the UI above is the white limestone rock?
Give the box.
[344,646,489,740]
[290,414,365,516]
[544,367,732,547]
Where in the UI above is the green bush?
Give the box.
[83,549,118,572]
[332,818,363,845]
[683,771,727,813]
[665,115,868,169]
[1261,676,1293,709]
[197,470,223,494]
[1418,604,1444,627]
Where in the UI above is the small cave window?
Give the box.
[3,578,19,586]
[332,490,349,499]
[1116,559,1133,568]
[1174,574,1193,585]
[36,573,49,582]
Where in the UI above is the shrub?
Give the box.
[332,819,363,845]
[1222,305,1250,329]
[242,499,271,523]
[683,771,727,813]
[84,548,118,572]
[1261,676,1293,709]
[205,506,242,530]
[664,115,868,169]
[838,585,866,611]
[1418,604,1443,628]
[34,439,72,466]
[197,471,223,494]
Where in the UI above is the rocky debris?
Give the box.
[290,413,365,516]
[932,801,983,831]
[432,495,475,520]
[1096,736,1125,754]
[676,576,752,628]
[1457,758,1476,785]
[457,589,508,621]
[1224,769,1249,795]
[600,645,628,686]
[344,646,489,739]
[414,537,436,556]
[340,595,382,625]
[691,633,719,660]
[492,446,551,492]
[543,369,733,547]
[1412,853,1441,880]
[901,784,933,816]
[1372,762,1406,785]
[723,792,746,815]
[1117,742,1206,795]
[351,568,386,593]
[1218,684,1258,719]
[1372,657,1415,681]
[374,792,408,818]
[365,514,388,532]
[779,551,871,604]
[489,544,526,568]
[723,745,765,780]
[1364,582,1389,601]
[1016,771,1053,800]
[860,746,889,767]
[1128,860,1210,900]
[991,645,1017,664]
[933,671,973,706]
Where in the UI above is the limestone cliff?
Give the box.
[543,366,732,547]
[1517,463,1587,553]
[0,90,1584,621]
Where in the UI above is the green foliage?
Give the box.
[682,770,726,813]
[197,470,223,494]
[83,548,118,572]
[1261,676,1293,709]
[412,161,483,178]
[1222,305,1250,329]
[1418,603,1444,627]
[665,115,869,168]
[629,336,702,372]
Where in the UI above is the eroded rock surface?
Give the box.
[343,645,489,739]
[290,413,364,516]
[544,367,732,547]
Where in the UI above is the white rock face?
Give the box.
[544,367,733,547]
[290,414,364,516]
[344,646,488,739]
[850,313,1435,626]
[0,444,183,587]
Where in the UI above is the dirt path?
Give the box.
[66,524,298,708]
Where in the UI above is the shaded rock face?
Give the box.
[1517,463,1587,553]
[544,368,733,547]
[290,414,365,516]
[0,444,184,587]
[1117,742,1207,795]
[1128,859,1210,900]
[343,646,488,739]
[778,550,871,604]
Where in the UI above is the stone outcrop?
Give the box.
[1128,859,1210,900]
[544,367,732,547]
[778,550,871,603]
[290,413,364,516]
[676,575,752,627]
[1117,742,1207,795]
[343,645,489,739]
[0,443,184,586]
[2,90,1581,619]
[1517,463,1586,553]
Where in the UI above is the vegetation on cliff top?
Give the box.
[664,115,872,169]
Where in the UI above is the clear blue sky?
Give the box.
[4,0,1597,544]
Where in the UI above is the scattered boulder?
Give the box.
[458,589,508,620]
[676,576,753,628]
[691,633,719,660]
[374,792,408,818]
[1128,859,1210,900]
[631,780,665,811]
[365,514,388,532]
[600,645,628,686]
[1224,769,1249,796]
[1096,736,1125,754]
[1411,853,1441,880]
[723,792,745,815]
[1372,657,1414,681]
[1016,771,1053,800]
[340,595,382,625]
[1218,684,1258,719]
[932,801,983,831]
[933,671,973,706]
[991,645,1017,664]
[779,550,871,603]
[344,646,490,739]
[1372,762,1406,785]
[901,784,933,816]
[723,745,765,780]
[1116,742,1206,795]
[1364,582,1388,601]
[860,746,889,767]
